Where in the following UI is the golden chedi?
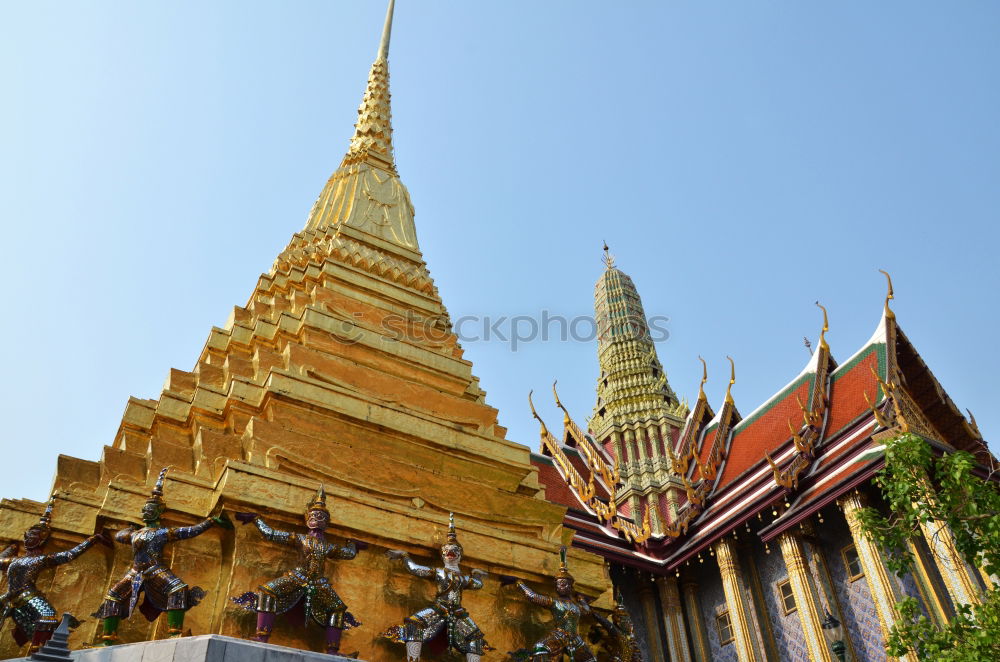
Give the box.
[0,1,610,658]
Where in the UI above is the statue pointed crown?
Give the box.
[30,495,56,533]
[307,484,329,515]
[146,467,169,506]
[556,545,574,581]
[442,512,463,551]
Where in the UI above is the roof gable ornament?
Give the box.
[697,355,708,401]
[724,356,736,405]
[879,269,895,321]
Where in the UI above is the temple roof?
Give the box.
[531,278,990,572]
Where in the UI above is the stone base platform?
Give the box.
[6,635,363,662]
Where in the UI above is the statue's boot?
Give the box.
[254,611,276,643]
[327,626,359,656]
[166,609,185,638]
[100,617,120,646]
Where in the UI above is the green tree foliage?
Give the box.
[857,432,1000,660]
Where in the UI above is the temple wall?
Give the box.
[695,560,738,662]
[812,511,885,662]
[752,540,807,661]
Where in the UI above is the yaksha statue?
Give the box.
[382,513,489,662]
[94,467,233,645]
[232,485,363,656]
[591,590,642,662]
[502,547,596,662]
[0,497,108,654]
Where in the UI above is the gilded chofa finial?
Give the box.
[377,0,395,62]
[724,356,736,405]
[528,390,549,435]
[879,269,895,320]
[815,301,830,352]
[552,381,571,425]
[602,241,615,268]
[697,356,708,400]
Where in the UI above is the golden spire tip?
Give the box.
[377,0,395,62]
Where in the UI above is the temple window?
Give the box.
[842,544,864,581]
[716,609,734,644]
[777,579,796,614]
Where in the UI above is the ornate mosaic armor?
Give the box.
[383,513,489,661]
[517,584,594,661]
[231,485,362,655]
[233,516,358,628]
[592,594,643,662]
[0,538,96,644]
[396,559,486,655]
[94,468,230,644]
[506,547,596,662]
[94,519,215,620]
[0,499,104,652]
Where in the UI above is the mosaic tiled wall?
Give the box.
[753,540,810,661]
[815,514,886,662]
[696,559,739,662]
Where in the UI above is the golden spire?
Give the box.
[343,0,397,172]
[301,0,418,252]
[815,301,830,353]
[879,269,895,321]
[377,0,395,62]
[724,356,736,405]
[697,356,708,400]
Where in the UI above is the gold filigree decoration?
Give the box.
[552,382,621,489]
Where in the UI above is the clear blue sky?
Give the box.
[1,2,997,502]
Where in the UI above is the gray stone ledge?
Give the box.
[6,635,364,662]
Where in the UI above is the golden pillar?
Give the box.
[715,539,762,662]
[918,516,983,607]
[657,575,693,662]
[638,577,666,662]
[907,538,952,626]
[839,492,919,662]
[683,581,712,662]
[777,532,834,662]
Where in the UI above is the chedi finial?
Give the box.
[602,241,616,269]
[377,0,395,62]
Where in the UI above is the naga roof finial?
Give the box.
[552,381,571,425]
[815,301,830,352]
[528,390,549,435]
[724,356,736,405]
[879,269,895,320]
[697,356,708,400]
